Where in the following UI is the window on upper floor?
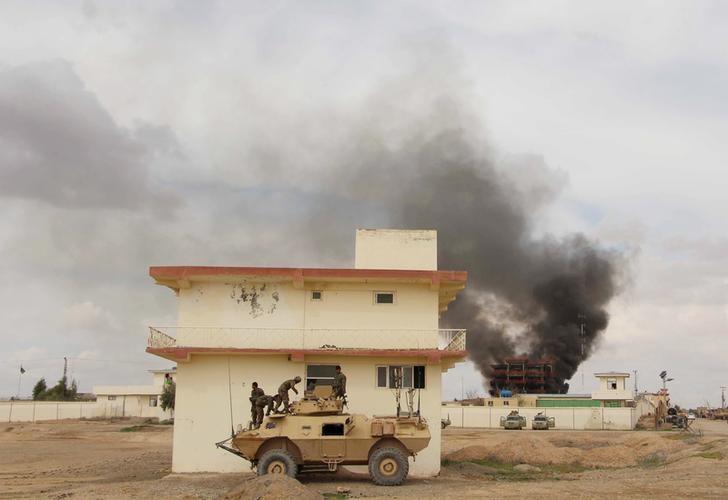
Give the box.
[376,365,425,389]
[149,396,158,407]
[374,291,395,304]
[608,378,618,390]
[311,290,323,301]
[108,395,116,401]
[306,364,337,392]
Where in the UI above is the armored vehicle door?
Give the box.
[321,422,346,458]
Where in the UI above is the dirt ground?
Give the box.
[2,418,728,499]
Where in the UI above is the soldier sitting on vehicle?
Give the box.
[331,365,347,399]
[248,382,264,424]
[275,376,301,413]
[253,394,277,429]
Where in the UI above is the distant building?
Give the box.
[146,229,468,476]
[488,357,558,395]
[93,367,175,419]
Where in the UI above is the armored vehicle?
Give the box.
[531,413,555,430]
[500,411,527,430]
[217,396,431,486]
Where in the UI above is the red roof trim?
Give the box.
[149,266,467,283]
[146,346,467,362]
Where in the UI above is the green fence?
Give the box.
[537,399,601,408]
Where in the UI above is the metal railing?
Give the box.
[147,326,466,352]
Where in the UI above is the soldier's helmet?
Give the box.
[294,376,302,382]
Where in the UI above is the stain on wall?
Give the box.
[227,282,280,318]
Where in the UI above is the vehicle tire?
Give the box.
[257,449,297,478]
[369,447,409,486]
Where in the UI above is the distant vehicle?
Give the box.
[500,411,526,430]
[441,414,451,429]
[687,412,696,421]
[531,413,555,430]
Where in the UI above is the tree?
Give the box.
[32,378,47,400]
[160,381,176,411]
[32,376,78,401]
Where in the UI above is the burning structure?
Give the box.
[488,357,560,396]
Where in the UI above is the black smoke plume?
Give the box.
[316,98,623,393]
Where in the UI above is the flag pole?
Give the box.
[17,368,22,399]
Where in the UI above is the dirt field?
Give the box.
[2,418,728,499]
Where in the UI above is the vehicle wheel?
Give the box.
[257,449,297,478]
[369,447,409,486]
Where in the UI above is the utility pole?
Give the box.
[633,370,638,397]
[577,314,587,391]
[721,386,726,409]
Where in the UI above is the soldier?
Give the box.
[253,394,276,428]
[276,376,301,413]
[248,382,264,424]
[331,365,347,399]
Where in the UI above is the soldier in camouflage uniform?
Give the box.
[253,394,277,428]
[331,365,347,399]
[248,382,264,424]
[275,376,301,413]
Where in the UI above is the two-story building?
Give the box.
[146,229,467,476]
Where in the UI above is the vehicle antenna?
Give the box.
[227,356,234,438]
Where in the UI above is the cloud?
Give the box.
[62,301,119,332]
[0,60,180,212]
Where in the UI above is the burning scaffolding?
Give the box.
[488,356,561,396]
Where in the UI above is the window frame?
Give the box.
[311,290,323,301]
[607,378,618,390]
[149,396,158,407]
[375,364,426,389]
[306,364,337,391]
[107,395,116,401]
[373,291,396,305]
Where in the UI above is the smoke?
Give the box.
[240,51,625,392]
[297,89,624,393]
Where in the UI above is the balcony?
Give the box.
[148,326,466,352]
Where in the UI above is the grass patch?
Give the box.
[120,425,151,432]
[693,451,724,460]
[322,494,348,500]
[638,452,666,468]
[443,457,590,482]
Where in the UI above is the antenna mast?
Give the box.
[722,386,726,410]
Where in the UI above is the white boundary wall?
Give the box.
[1,400,172,423]
[441,405,641,430]
[1,401,100,423]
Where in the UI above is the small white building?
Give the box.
[591,372,633,405]
[146,229,468,476]
[93,368,175,419]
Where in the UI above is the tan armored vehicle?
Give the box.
[217,396,430,486]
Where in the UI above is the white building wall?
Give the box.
[355,229,437,270]
[173,354,443,476]
[176,282,438,331]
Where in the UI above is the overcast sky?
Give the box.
[0,1,726,408]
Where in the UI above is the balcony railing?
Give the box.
[148,326,466,352]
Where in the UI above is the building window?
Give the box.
[306,364,337,391]
[503,401,509,406]
[374,291,395,304]
[376,365,425,389]
[108,395,116,401]
[607,378,617,390]
[487,400,493,406]
[311,290,323,301]
[149,396,158,407]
